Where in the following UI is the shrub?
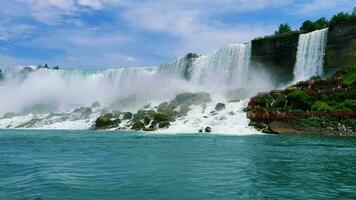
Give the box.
[329,12,356,26]
[300,18,329,33]
[275,23,292,35]
[287,90,314,110]
[344,99,356,110]
[311,101,335,112]
[298,116,333,127]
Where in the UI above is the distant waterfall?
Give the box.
[157,53,200,80]
[293,28,328,81]
[190,43,251,89]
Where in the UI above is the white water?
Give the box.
[0,43,259,133]
[293,28,328,81]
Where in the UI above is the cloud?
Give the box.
[78,0,103,10]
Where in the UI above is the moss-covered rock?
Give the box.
[131,120,145,131]
[94,114,121,130]
[123,112,133,120]
[158,121,170,129]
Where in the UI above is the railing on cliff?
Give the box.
[250,111,356,123]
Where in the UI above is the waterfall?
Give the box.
[190,43,251,89]
[293,28,328,81]
[157,53,200,80]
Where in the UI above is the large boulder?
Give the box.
[94,114,121,130]
[215,103,226,111]
[172,92,211,106]
[131,120,145,131]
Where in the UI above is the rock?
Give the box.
[215,103,226,111]
[198,129,203,133]
[16,119,40,128]
[153,112,172,122]
[91,101,101,108]
[94,114,121,130]
[123,112,133,120]
[131,120,145,131]
[205,127,212,133]
[144,115,151,125]
[268,121,299,134]
[172,92,211,106]
[73,107,92,116]
[158,121,170,129]
[0,69,3,81]
[2,112,16,118]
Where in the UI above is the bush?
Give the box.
[344,99,356,110]
[330,12,356,26]
[298,116,334,127]
[287,90,314,110]
[300,18,329,33]
[275,23,292,35]
[311,101,335,112]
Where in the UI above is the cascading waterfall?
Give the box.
[0,42,258,133]
[293,28,328,81]
[190,43,251,89]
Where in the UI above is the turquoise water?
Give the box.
[1,130,356,199]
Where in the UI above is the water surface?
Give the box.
[1,130,356,199]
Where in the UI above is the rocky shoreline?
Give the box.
[246,63,356,136]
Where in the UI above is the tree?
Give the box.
[300,18,329,33]
[275,23,292,35]
[353,7,356,15]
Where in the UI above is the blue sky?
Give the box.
[0,0,354,69]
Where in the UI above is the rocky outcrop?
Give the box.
[324,22,356,76]
[251,32,299,83]
[246,71,356,136]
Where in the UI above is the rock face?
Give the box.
[251,32,299,83]
[324,22,356,76]
[183,53,200,80]
[251,22,356,84]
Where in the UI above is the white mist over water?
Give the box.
[0,42,265,133]
[293,28,328,81]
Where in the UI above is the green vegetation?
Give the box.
[253,10,356,42]
[300,18,329,33]
[287,90,314,110]
[311,101,335,112]
[297,116,334,127]
[334,62,356,87]
[275,23,292,35]
[329,12,356,26]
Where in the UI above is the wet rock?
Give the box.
[16,119,40,128]
[215,103,226,111]
[198,129,203,133]
[94,114,121,130]
[205,127,212,133]
[91,101,101,108]
[172,92,211,106]
[2,112,16,119]
[158,121,170,129]
[123,112,133,120]
[131,120,145,131]
[144,115,151,125]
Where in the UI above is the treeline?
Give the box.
[37,64,59,70]
[254,9,356,41]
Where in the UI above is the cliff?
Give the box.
[251,32,299,83]
[324,22,356,76]
[250,22,356,84]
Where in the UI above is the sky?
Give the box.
[0,0,354,69]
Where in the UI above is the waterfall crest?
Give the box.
[293,28,328,81]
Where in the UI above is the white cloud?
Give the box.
[78,0,103,10]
